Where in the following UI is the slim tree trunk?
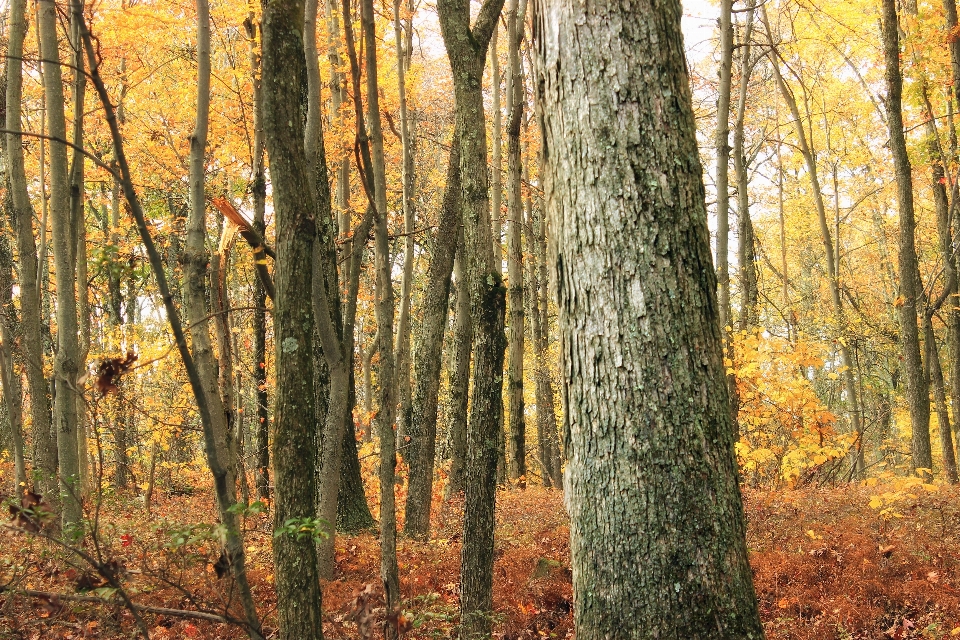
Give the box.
[261,0,323,634]
[393,0,416,447]
[504,0,527,483]
[881,0,933,475]
[535,0,765,634]
[715,0,733,335]
[39,0,82,527]
[246,12,271,502]
[924,317,958,482]
[436,0,507,633]
[0,193,26,492]
[733,1,758,333]
[404,133,461,539]
[359,0,401,620]
[78,9,263,636]
[444,242,472,499]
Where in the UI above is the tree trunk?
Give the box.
[359,0,401,620]
[77,7,264,636]
[924,317,958,482]
[261,0,324,634]
[504,0,527,484]
[715,0,733,335]
[244,11,271,503]
[404,133,461,539]
[39,0,82,527]
[436,0,507,633]
[393,0,416,448]
[733,1,758,333]
[443,242,472,499]
[0,192,26,492]
[881,0,933,476]
[535,0,766,635]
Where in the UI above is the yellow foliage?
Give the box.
[733,330,854,484]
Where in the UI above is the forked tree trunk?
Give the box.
[536,0,765,635]
[436,0,507,633]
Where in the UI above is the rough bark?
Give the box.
[261,0,324,634]
[436,0,507,633]
[39,0,82,527]
[881,0,933,475]
[404,134,461,539]
[535,0,766,634]
[924,318,958,482]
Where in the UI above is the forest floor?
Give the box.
[1,479,959,639]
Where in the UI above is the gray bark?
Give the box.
[404,133,461,539]
[261,0,324,633]
[505,0,527,483]
[535,0,766,635]
[881,0,933,475]
[436,0,507,632]
[39,0,82,526]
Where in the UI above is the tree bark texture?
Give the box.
[261,0,324,634]
[7,0,55,495]
[436,0,507,633]
[881,0,933,475]
[535,0,766,635]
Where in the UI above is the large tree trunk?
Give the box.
[261,0,324,634]
[436,0,507,634]
[535,0,766,635]
[881,0,933,475]
[404,133,461,539]
[39,0,82,527]
[924,318,958,482]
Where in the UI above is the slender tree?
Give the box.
[436,0,507,633]
[880,0,932,475]
[261,0,324,634]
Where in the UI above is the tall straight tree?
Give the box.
[404,133,462,539]
[6,0,55,500]
[504,0,527,482]
[436,0,507,634]
[535,0,766,635]
[39,0,82,526]
[880,0,932,475]
[261,0,323,634]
